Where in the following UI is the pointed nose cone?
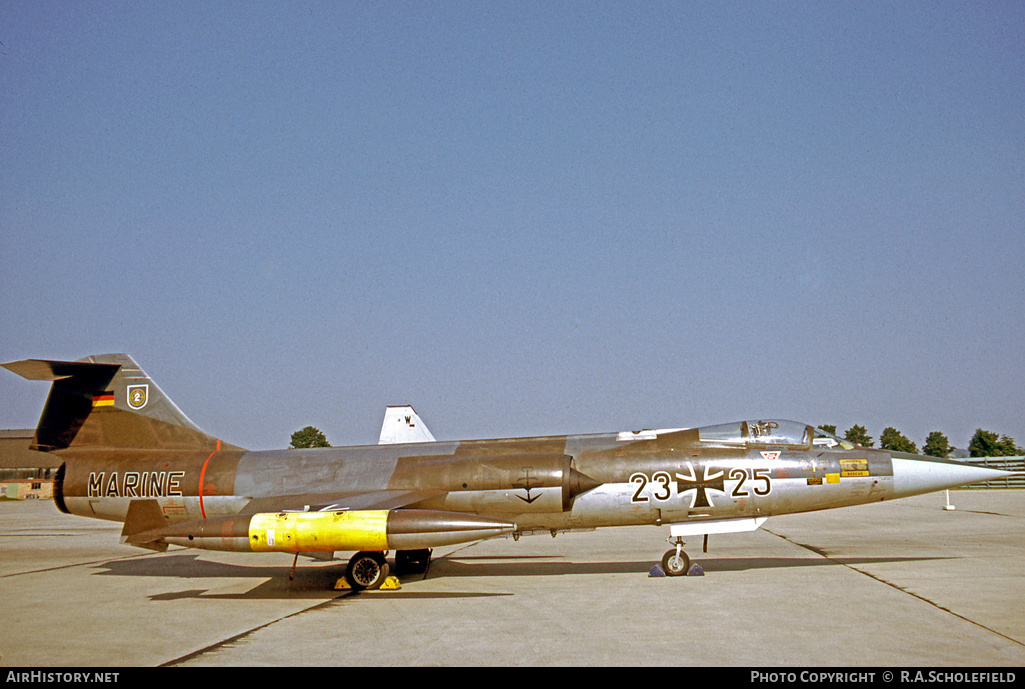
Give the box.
[891,452,1018,498]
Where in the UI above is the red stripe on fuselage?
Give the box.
[198,438,222,519]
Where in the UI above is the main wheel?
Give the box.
[345,551,389,590]
[394,548,432,575]
[661,549,690,577]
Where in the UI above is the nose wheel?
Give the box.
[661,538,690,576]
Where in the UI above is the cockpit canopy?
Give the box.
[811,427,856,450]
[698,420,815,449]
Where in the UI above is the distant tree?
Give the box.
[818,424,837,435]
[923,431,951,459]
[879,427,917,454]
[999,436,1022,456]
[290,425,331,449]
[969,429,998,456]
[969,429,1021,457]
[844,424,873,447]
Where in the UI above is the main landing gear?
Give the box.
[345,551,390,590]
[342,548,433,590]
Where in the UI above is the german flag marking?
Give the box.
[93,392,115,407]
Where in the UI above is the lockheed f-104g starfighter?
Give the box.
[3,354,1016,590]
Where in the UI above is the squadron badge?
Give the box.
[126,384,148,410]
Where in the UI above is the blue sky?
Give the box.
[2,1,1022,451]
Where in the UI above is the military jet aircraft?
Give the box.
[3,354,1017,590]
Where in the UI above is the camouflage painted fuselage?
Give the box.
[58,422,896,535]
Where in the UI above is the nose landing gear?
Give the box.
[661,537,690,577]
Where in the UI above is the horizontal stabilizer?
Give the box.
[2,359,121,383]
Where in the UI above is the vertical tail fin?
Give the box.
[2,354,237,452]
[378,405,436,444]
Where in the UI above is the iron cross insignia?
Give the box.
[675,462,726,509]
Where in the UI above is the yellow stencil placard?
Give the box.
[839,459,870,477]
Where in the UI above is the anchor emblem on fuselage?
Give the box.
[514,468,542,504]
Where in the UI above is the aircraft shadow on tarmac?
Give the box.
[95,552,300,580]
[431,553,954,578]
[93,553,354,601]
[90,552,511,601]
[89,550,954,601]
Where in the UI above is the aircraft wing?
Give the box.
[240,489,445,514]
[669,517,767,537]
